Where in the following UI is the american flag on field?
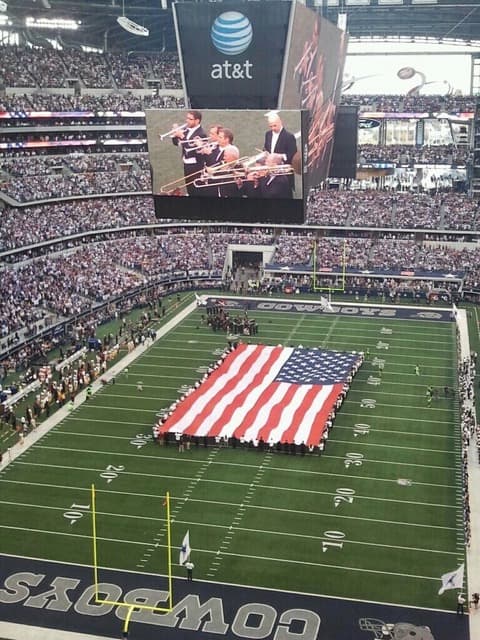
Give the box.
[159,344,360,446]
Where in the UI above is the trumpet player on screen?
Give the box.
[200,124,224,167]
[169,110,207,197]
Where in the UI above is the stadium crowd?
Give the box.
[458,352,477,546]
[3,167,478,230]
[341,93,476,113]
[1,194,480,285]
[2,171,149,202]
[307,189,479,230]
[358,144,471,166]
[2,227,479,362]
[0,93,184,114]
[0,286,168,422]
[0,92,184,114]
[0,46,181,90]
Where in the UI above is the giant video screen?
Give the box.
[280,3,348,189]
[145,108,306,224]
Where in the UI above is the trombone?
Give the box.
[158,156,251,193]
[245,164,294,177]
[193,163,294,188]
[159,166,206,193]
[158,154,289,194]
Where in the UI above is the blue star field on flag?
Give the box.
[275,348,358,385]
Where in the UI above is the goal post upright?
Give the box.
[312,237,347,293]
[91,483,99,601]
[165,490,173,611]
[90,484,174,618]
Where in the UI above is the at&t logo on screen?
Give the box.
[210,11,253,79]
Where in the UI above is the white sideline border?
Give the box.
[0,298,197,473]
[0,296,475,640]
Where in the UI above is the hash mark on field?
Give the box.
[135,448,221,570]
[207,451,273,576]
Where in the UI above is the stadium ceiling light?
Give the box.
[25,16,79,29]
[116,0,149,37]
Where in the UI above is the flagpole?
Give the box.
[166,491,173,610]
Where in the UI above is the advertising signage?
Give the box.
[174,2,291,109]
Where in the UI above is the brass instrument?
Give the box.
[245,164,294,177]
[158,156,250,193]
[204,156,250,174]
[159,166,207,193]
[193,163,294,188]
[158,147,295,193]
[178,136,209,144]
[159,124,187,140]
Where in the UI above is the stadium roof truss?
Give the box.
[4,0,480,48]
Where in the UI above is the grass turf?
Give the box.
[0,301,464,612]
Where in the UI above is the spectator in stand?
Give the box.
[341,93,476,114]
[0,45,182,92]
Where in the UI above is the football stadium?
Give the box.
[0,1,480,640]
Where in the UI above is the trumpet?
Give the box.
[159,124,187,141]
[178,137,217,153]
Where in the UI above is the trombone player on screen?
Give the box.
[241,153,293,199]
[169,110,207,197]
[263,111,297,196]
[196,143,243,198]
[197,126,230,196]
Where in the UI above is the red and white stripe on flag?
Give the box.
[159,343,345,446]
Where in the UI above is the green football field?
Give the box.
[0,301,464,612]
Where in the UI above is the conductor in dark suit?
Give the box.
[171,110,207,196]
[264,113,297,164]
[263,113,297,195]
